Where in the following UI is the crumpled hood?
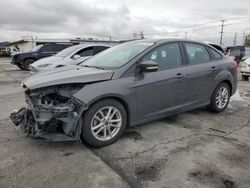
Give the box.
[23,66,114,90]
[31,56,64,67]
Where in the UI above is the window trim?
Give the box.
[206,46,223,61]
[71,47,94,58]
[137,41,185,72]
[181,41,212,65]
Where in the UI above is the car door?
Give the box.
[135,42,189,120]
[182,42,217,105]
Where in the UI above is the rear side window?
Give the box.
[208,47,223,60]
[94,46,109,54]
[41,45,53,53]
[184,43,210,65]
[76,47,94,57]
[54,45,66,52]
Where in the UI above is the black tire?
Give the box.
[242,75,249,81]
[16,64,26,70]
[208,82,230,113]
[23,59,35,70]
[81,99,127,148]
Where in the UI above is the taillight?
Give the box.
[231,60,238,69]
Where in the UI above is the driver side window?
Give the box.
[142,43,182,71]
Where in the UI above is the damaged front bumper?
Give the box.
[10,85,87,141]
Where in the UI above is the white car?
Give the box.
[240,57,250,80]
[29,44,110,73]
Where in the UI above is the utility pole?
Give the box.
[242,28,250,45]
[133,32,138,39]
[233,33,237,45]
[139,31,144,39]
[219,20,226,46]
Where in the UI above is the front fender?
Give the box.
[73,77,137,124]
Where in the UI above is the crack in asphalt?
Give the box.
[114,132,200,160]
[114,121,250,161]
[225,119,250,136]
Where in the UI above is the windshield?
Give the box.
[56,45,82,57]
[31,45,43,52]
[82,41,154,69]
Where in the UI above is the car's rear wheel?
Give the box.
[81,99,127,147]
[242,75,249,81]
[208,82,230,113]
[23,59,35,70]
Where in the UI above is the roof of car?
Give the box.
[75,44,111,48]
[130,38,207,45]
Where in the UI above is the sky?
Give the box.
[0,0,250,46]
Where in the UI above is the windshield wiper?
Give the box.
[82,65,105,70]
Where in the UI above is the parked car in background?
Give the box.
[0,47,11,57]
[29,44,110,73]
[209,44,224,54]
[11,43,72,70]
[225,45,245,63]
[9,47,19,56]
[240,57,250,80]
[204,42,224,54]
[10,39,237,147]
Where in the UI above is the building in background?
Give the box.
[6,37,125,53]
[6,38,71,53]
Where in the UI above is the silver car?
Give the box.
[29,44,110,73]
[10,39,237,147]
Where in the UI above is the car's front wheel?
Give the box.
[208,82,230,113]
[23,59,35,70]
[81,99,127,147]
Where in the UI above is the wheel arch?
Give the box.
[220,80,233,96]
[84,95,131,126]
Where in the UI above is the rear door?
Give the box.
[182,42,217,105]
[135,42,189,120]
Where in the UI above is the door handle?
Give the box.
[176,73,184,79]
[209,66,216,72]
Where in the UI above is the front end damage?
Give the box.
[10,84,87,141]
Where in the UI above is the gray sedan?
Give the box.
[10,39,237,147]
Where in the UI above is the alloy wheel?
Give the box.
[90,106,122,141]
[215,86,229,109]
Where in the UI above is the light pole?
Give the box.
[242,28,250,45]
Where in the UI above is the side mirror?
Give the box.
[73,54,81,59]
[138,61,158,73]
